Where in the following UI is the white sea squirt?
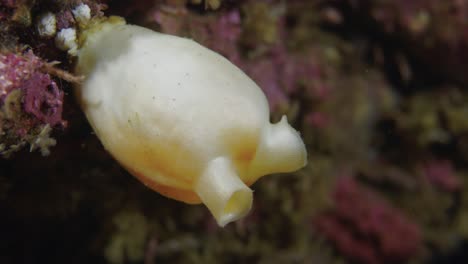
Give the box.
[74,17,307,227]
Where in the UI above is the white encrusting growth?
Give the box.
[37,12,57,38]
[72,4,91,25]
[40,4,91,53]
[74,18,307,226]
[55,28,78,55]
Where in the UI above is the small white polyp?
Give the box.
[72,4,91,25]
[37,12,57,38]
[55,28,78,56]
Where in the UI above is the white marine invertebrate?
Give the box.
[75,17,307,226]
[72,3,91,25]
[37,12,57,38]
[55,28,78,55]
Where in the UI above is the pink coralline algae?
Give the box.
[198,9,289,108]
[0,51,64,127]
[22,72,63,126]
[55,9,76,30]
[242,57,289,111]
[188,9,242,64]
[205,10,242,63]
[239,44,325,112]
[314,177,422,264]
[422,159,462,192]
[1,51,42,99]
[0,52,63,126]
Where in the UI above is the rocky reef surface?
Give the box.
[1,0,468,263]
